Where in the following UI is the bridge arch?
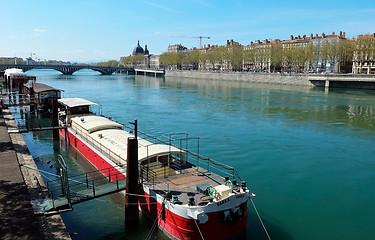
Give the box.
[24,67,70,75]
[90,67,117,75]
[0,64,134,75]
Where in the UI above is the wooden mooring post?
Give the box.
[125,136,139,227]
[52,98,59,140]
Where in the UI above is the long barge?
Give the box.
[57,97,255,240]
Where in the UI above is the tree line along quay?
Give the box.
[118,31,375,75]
[2,31,374,76]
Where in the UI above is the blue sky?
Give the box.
[1,0,375,62]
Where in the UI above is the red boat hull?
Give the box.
[60,128,248,240]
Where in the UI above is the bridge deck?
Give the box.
[0,64,134,75]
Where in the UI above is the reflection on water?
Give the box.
[163,76,375,132]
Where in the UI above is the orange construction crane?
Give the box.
[193,36,210,49]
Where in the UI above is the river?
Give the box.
[10,69,375,240]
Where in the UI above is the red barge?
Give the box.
[57,98,255,240]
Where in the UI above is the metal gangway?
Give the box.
[41,155,126,213]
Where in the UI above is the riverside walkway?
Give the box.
[0,108,70,240]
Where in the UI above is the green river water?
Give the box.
[10,69,375,240]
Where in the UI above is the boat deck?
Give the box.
[144,167,236,206]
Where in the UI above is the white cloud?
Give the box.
[33,28,47,37]
[33,28,47,33]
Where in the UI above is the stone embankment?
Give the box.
[165,70,313,86]
[0,108,71,240]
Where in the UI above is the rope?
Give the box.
[90,197,158,205]
[22,164,90,186]
[22,164,60,177]
[250,198,272,240]
[145,200,164,240]
[39,171,55,182]
[125,192,157,199]
[193,217,205,240]
[145,216,159,240]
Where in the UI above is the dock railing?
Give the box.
[45,164,126,209]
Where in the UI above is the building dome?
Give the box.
[144,45,149,55]
[133,40,144,55]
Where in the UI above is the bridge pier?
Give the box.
[325,80,330,88]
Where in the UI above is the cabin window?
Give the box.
[71,105,90,114]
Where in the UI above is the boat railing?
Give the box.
[189,152,243,184]
[73,118,243,186]
[131,129,244,185]
[139,164,156,186]
[72,123,126,165]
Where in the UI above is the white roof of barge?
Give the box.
[90,128,184,163]
[58,98,99,108]
[5,68,25,74]
[71,115,184,163]
[71,115,123,133]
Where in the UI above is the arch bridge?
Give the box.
[0,64,135,75]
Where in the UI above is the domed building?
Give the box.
[133,41,145,55]
[121,40,160,69]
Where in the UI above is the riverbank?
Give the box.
[0,107,71,240]
[165,70,313,86]
[165,70,375,90]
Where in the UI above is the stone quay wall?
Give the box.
[165,70,313,86]
[2,108,71,240]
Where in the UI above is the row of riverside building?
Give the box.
[120,31,375,74]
